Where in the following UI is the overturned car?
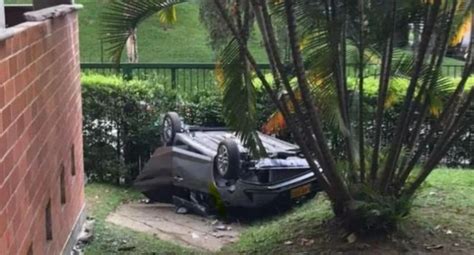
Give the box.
[135,112,321,212]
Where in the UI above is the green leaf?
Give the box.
[218,39,266,157]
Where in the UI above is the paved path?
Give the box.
[106,202,243,252]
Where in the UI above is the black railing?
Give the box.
[81,63,271,92]
[81,63,467,92]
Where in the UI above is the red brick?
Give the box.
[0,161,4,186]
[0,210,6,244]
[0,135,6,159]
[0,85,5,110]
[11,36,21,54]
[1,10,84,255]
[8,56,18,77]
[0,41,8,60]
[0,60,9,85]
[4,80,15,105]
[17,50,27,74]
[2,105,12,132]
[0,233,8,255]
[0,184,10,213]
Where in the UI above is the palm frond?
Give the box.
[219,39,266,157]
[158,6,178,25]
[101,0,186,63]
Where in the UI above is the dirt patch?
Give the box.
[106,202,243,252]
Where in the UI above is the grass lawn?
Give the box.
[5,0,466,66]
[84,168,474,254]
[5,0,268,63]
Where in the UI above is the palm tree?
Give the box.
[217,0,473,227]
[102,0,473,233]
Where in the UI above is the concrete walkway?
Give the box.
[106,202,243,252]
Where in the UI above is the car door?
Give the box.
[171,147,214,193]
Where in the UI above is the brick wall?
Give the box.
[0,9,84,255]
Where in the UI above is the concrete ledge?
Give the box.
[61,204,86,255]
[24,4,83,22]
[0,29,15,42]
[0,20,42,42]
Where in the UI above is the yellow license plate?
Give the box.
[290,184,311,199]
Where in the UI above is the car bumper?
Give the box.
[217,172,320,208]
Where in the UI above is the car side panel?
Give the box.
[171,147,214,193]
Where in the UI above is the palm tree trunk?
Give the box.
[324,0,358,183]
[396,1,458,186]
[358,0,366,182]
[251,0,326,168]
[253,0,336,174]
[399,16,473,187]
[283,0,353,211]
[380,1,441,192]
[126,28,138,63]
[369,0,397,184]
[251,1,334,192]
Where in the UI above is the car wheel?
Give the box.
[216,139,241,180]
[162,112,182,146]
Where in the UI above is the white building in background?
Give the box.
[0,0,5,29]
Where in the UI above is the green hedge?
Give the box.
[82,74,472,184]
[82,74,226,183]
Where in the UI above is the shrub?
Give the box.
[82,74,164,183]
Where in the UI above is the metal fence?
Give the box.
[81,63,271,92]
[81,63,467,92]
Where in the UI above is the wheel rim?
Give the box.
[217,145,229,176]
[163,117,173,143]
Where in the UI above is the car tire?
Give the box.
[162,112,182,146]
[216,139,241,180]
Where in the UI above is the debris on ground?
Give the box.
[78,218,96,244]
[299,238,315,246]
[176,207,189,214]
[70,247,84,255]
[71,217,96,255]
[173,196,209,216]
[139,198,151,204]
[347,233,357,243]
[214,224,232,231]
[117,246,136,251]
[425,244,444,250]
